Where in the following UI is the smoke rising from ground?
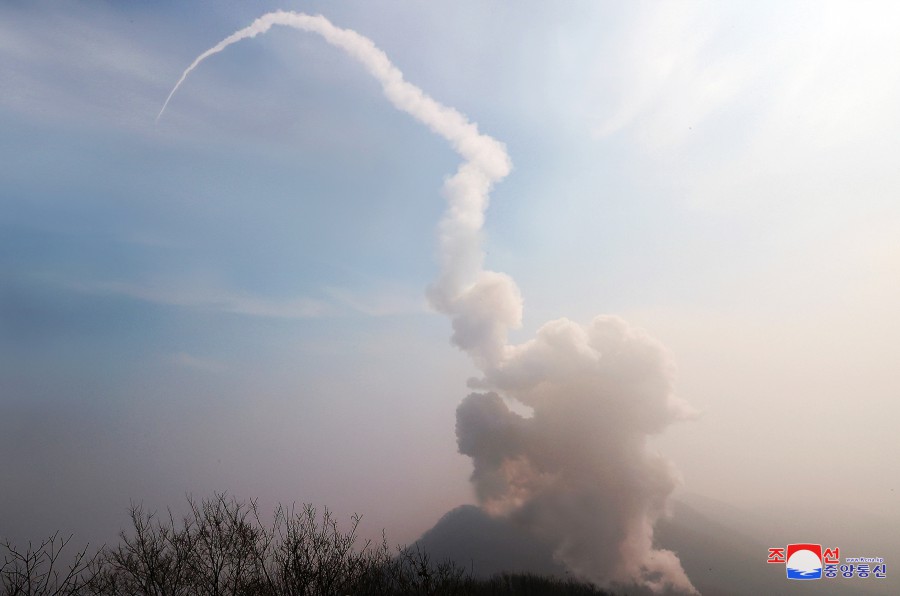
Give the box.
[460,316,696,593]
[159,10,696,593]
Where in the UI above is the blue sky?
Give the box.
[2,0,900,558]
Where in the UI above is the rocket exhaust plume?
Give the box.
[159,11,697,593]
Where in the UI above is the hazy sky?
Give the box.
[2,0,898,563]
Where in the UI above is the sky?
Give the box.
[2,0,899,583]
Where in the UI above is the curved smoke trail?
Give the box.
[159,10,696,593]
[156,10,518,368]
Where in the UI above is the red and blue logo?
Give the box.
[785,543,823,580]
[767,544,886,580]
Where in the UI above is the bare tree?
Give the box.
[183,494,263,596]
[97,502,195,596]
[4,494,612,595]
[1,532,97,596]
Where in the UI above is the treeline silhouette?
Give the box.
[1,494,610,595]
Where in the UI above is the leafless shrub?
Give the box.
[3,494,611,595]
[1,532,97,596]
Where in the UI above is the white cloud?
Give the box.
[323,283,426,317]
[44,274,440,320]
[57,277,330,319]
[0,6,173,130]
[592,0,900,215]
[592,0,737,144]
[169,351,225,373]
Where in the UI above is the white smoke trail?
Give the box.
[159,11,696,593]
[156,10,519,371]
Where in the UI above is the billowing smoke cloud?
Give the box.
[459,317,697,593]
[159,11,696,593]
